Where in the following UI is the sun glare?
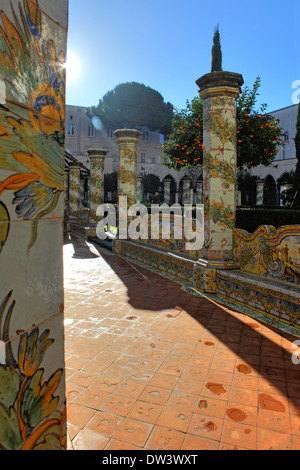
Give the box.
[64,52,80,82]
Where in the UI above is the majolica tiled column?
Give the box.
[182,177,191,205]
[0,0,68,449]
[196,181,203,204]
[87,149,107,226]
[256,180,264,206]
[164,178,171,204]
[68,162,82,221]
[114,129,142,207]
[196,71,244,291]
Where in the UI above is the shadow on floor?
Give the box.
[66,234,300,417]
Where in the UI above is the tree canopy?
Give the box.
[161,77,285,171]
[86,82,174,136]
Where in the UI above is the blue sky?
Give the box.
[65,0,300,114]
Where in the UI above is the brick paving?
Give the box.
[64,235,300,450]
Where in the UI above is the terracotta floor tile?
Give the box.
[72,429,109,450]
[194,396,227,419]
[221,421,257,450]
[104,439,142,450]
[229,386,259,407]
[114,380,146,400]
[258,392,289,413]
[182,434,219,450]
[166,390,199,413]
[65,382,85,404]
[157,362,184,377]
[258,408,292,434]
[202,382,230,402]
[149,372,179,390]
[181,366,208,382]
[68,370,97,388]
[145,426,185,450]
[127,401,163,424]
[232,374,259,391]
[175,377,204,395]
[187,355,213,369]
[113,418,153,447]
[91,376,122,393]
[86,411,124,437]
[188,413,224,441]
[67,403,96,429]
[225,403,258,427]
[74,387,110,410]
[257,428,295,450]
[139,385,171,406]
[101,394,135,417]
[157,407,192,432]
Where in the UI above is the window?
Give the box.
[143,131,148,142]
[68,124,75,135]
[141,153,145,163]
[70,115,73,120]
[284,132,289,141]
[88,125,94,137]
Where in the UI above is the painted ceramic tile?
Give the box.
[233,225,300,286]
[0,0,67,450]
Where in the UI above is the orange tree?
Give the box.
[161,77,285,171]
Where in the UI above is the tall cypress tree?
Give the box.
[292,101,300,206]
[211,25,223,72]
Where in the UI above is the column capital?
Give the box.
[68,161,81,170]
[87,149,108,158]
[196,71,244,100]
[114,128,142,143]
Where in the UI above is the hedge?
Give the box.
[235,207,300,233]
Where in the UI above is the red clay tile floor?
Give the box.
[64,235,300,451]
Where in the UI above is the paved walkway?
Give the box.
[64,234,300,450]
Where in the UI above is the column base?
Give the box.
[195,258,237,293]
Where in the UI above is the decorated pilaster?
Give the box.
[87,149,107,226]
[114,129,142,207]
[69,162,82,221]
[195,71,244,291]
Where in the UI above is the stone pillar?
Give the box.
[256,180,264,206]
[164,179,171,204]
[114,129,142,207]
[0,0,68,449]
[182,177,191,205]
[195,181,203,204]
[195,71,244,291]
[69,162,82,221]
[87,149,107,226]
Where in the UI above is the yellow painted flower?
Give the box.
[27,83,64,135]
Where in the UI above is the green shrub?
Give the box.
[236,207,300,233]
